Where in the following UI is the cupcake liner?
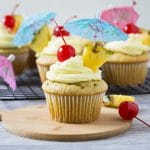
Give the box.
[102,62,148,85]
[26,50,36,69]
[44,92,105,123]
[36,63,50,83]
[13,51,29,75]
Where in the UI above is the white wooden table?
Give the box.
[0,95,150,150]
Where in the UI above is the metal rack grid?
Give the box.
[0,69,45,100]
[0,69,150,100]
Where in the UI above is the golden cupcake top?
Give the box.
[42,80,108,95]
[107,53,150,63]
[104,34,150,56]
[36,54,57,65]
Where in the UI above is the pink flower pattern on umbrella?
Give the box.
[0,55,16,91]
[100,1,139,30]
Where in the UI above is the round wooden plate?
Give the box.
[0,105,132,141]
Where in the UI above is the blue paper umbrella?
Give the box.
[64,18,128,42]
[13,12,56,46]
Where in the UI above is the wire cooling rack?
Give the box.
[0,69,150,100]
[0,69,45,100]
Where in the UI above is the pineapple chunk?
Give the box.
[83,43,111,71]
[103,95,112,107]
[140,28,150,46]
[104,95,135,108]
[110,95,135,108]
[142,32,150,46]
[12,15,23,33]
[29,25,51,52]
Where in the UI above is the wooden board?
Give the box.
[0,105,132,141]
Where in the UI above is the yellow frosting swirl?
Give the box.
[46,56,102,83]
[0,24,16,48]
[43,36,89,55]
[104,34,150,56]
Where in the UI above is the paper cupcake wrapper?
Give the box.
[36,63,50,83]
[26,50,36,69]
[44,92,105,123]
[102,62,148,85]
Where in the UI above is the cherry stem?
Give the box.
[52,19,67,45]
[64,15,77,25]
[135,117,150,128]
[11,3,20,15]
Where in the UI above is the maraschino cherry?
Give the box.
[57,44,76,62]
[119,101,150,128]
[52,19,76,62]
[53,16,76,37]
[3,3,19,29]
[123,23,140,34]
[119,101,139,120]
[53,25,70,37]
[4,15,15,29]
[123,1,140,34]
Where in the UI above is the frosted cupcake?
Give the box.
[103,34,150,85]
[0,23,29,75]
[42,56,108,123]
[36,35,90,82]
[0,4,30,75]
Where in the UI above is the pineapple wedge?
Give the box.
[142,32,150,46]
[29,25,51,53]
[104,95,135,108]
[139,28,150,46]
[83,42,111,71]
[12,15,23,33]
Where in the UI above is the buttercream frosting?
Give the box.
[43,36,90,55]
[104,34,150,56]
[0,24,16,48]
[46,56,102,83]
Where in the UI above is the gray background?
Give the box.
[0,0,150,29]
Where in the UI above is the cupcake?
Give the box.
[0,21,29,75]
[36,35,90,83]
[103,34,150,85]
[42,56,108,123]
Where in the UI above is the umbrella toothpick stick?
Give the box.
[64,15,77,25]
[132,0,136,6]
[11,3,20,15]
[135,117,150,128]
[131,0,137,24]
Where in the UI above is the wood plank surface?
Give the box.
[0,95,149,150]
